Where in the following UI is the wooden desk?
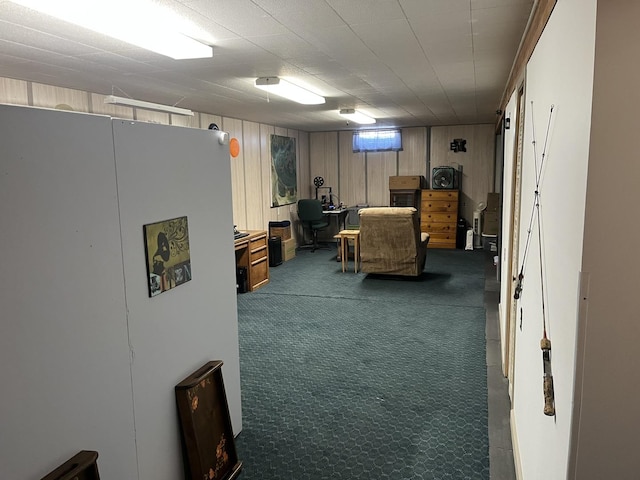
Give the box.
[320,208,349,252]
[234,230,269,292]
[322,208,349,231]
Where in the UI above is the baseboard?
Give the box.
[510,408,523,480]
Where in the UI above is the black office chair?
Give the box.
[297,199,330,251]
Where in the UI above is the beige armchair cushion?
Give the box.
[358,207,429,276]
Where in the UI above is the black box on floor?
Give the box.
[236,267,247,293]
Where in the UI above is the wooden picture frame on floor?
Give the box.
[175,360,242,480]
[41,450,100,480]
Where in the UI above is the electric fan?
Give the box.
[432,167,457,189]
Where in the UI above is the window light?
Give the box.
[339,109,376,125]
[255,77,325,105]
[353,130,403,152]
[9,0,213,59]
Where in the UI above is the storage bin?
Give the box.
[482,233,497,252]
[268,220,291,240]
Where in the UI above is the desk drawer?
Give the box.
[250,245,267,263]
[250,257,269,290]
[422,222,455,233]
[422,190,458,201]
[422,212,456,223]
[422,200,457,213]
[249,234,267,248]
[249,234,268,263]
[427,232,456,249]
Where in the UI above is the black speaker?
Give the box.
[432,167,458,189]
[236,267,247,294]
[268,236,282,267]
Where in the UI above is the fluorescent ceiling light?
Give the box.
[9,0,213,59]
[104,95,194,116]
[255,77,325,105]
[339,109,376,124]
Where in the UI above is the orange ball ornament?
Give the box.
[229,137,240,158]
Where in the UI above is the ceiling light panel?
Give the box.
[255,77,325,105]
[9,0,213,59]
[339,109,376,124]
[104,95,194,116]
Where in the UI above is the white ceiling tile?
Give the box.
[0,0,534,130]
[401,0,471,18]
[326,0,406,24]
[253,0,345,29]
[186,0,289,37]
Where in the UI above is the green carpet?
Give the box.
[235,247,489,479]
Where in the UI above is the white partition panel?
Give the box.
[112,120,241,480]
[0,105,241,480]
[0,105,138,479]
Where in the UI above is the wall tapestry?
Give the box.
[270,134,297,207]
[143,216,191,297]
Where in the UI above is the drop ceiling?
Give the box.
[0,0,534,131]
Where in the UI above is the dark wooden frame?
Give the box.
[40,450,100,480]
[175,361,242,480]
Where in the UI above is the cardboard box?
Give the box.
[486,193,500,212]
[282,238,296,261]
[389,175,425,190]
[483,211,499,235]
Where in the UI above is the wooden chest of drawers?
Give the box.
[421,189,459,249]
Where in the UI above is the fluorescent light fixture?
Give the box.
[9,0,213,59]
[104,95,194,116]
[339,109,376,124]
[255,77,325,105]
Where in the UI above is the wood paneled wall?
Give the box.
[1,77,495,237]
[338,131,366,207]
[310,127,430,208]
[430,124,495,222]
[0,78,28,105]
[399,127,429,177]
[0,77,308,239]
[310,125,495,223]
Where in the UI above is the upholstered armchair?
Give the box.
[358,207,429,276]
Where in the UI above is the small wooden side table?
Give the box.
[336,229,360,273]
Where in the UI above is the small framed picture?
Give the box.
[143,216,191,297]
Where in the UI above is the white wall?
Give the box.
[509,1,597,479]
[570,2,640,477]
[499,90,519,367]
[0,105,241,480]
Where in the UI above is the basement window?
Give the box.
[352,129,402,152]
